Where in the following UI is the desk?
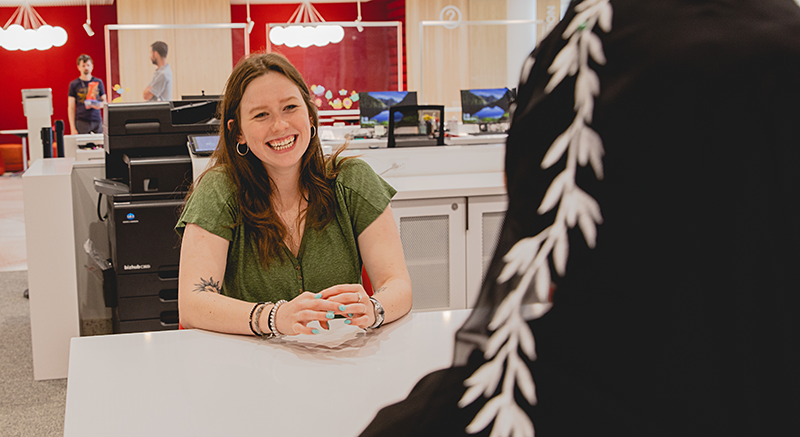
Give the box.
[64,309,470,436]
[0,128,28,171]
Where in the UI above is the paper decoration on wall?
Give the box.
[111,84,130,103]
[310,84,326,96]
[309,84,360,111]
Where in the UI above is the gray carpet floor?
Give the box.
[0,270,67,436]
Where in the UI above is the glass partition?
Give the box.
[104,24,248,103]
[267,21,403,124]
[417,19,541,122]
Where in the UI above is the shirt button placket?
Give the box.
[295,264,303,292]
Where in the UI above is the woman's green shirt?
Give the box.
[175,158,396,303]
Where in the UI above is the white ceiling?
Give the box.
[0,0,369,6]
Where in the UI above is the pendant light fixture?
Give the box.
[0,2,68,51]
[246,0,254,34]
[269,2,345,48]
[83,0,94,36]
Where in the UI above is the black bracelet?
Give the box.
[249,301,266,336]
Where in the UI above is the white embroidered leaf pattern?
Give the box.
[518,322,536,360]
[538,170,572,214]
[466,396,505,434]
[461,1,611,435]
[461,381,487,407]
[491,402,514,437]
[553,228,569,276]
[585,30,606,65]
[519,56,536,86]
[598,2,613,32]
[588,135,605,179]
[498,237,542,283]
[460,359,502,407]
[515,359,537,404]
[512,405,535,437]
[545,40,577,93]
[534,262,551,303]
[486,323,511,358]
[541,128,572,169]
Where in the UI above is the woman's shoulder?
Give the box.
[333,156,396,201]
[334,157,376,185]
[190,166,238,206]
[196,166,235,191]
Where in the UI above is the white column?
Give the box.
[506,0,537,89]
[23,158,81,380]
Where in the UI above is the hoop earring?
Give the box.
[236,142,249,156]
[310,125,317,139]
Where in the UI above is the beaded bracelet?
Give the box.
[249,302,266,336]
[268,299,288,338]
[254,302,272,337]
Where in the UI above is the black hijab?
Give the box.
[362,1,800,435]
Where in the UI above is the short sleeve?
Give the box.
[68,80,78,98]
[335,158,397,236]
[175,169,238,241]
[97,79,106,98]
[149,73,166,99]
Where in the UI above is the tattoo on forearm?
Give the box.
[193,277,222,294]
[374,286,387,295]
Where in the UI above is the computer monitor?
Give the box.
[388,105,445,148]
[460,88,514,124]
[358,91,418,127]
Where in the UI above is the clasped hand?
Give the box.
[274,284,375,335]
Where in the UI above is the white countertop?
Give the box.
[387,171,506,200]
[188,143,507,201]
[64,309,471,437]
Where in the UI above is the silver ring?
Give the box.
[357,293,362,303]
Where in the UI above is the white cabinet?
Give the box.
[391,194,507,312]
[466,195,508,307]
[392,197,467,312]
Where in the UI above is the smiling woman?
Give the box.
[175,53,412,339]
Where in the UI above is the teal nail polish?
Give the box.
[326,311,334,319]
[339,304,346,311]
[312,329,319,334]
[314,293,322,299]
[348,313,353,318]
[344,320,352,325]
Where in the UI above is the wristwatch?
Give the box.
[368,296,385,329]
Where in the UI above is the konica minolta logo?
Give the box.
[123,264,151,271]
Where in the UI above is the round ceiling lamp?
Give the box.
[0,3,68,51]
[269,2,345,48]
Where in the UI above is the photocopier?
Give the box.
[97,99,219,333]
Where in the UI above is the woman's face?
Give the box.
[235,71,311,176]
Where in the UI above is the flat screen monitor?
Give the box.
[460,88,514,124]
[358,91,418,127]
[188,134,220,156]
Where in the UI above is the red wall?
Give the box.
[230,1,397,54]
[0,5,117,143]
[1,1,406,143]
[231,0,406,120]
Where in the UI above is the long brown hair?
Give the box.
[191,53,349,267]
